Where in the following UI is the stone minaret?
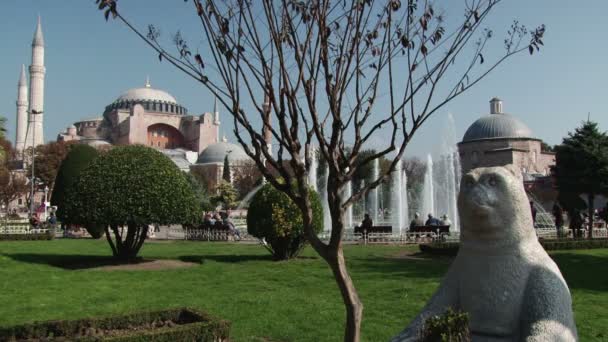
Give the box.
[213,96,220,142]
[15,65,28,153]
[25,16,46,148]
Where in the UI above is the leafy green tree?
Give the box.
[552,121,608,238]
[212,180,238,210]
[0,116,6,138]
[0,117,7,161]
[247,183,323,260]
[63,145,201,260]
[51,144,100,236]
[183,171,215,211]
[222,155,231,183]
[27,141,73,192]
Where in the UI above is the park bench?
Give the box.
[409,225,450,234]
[354,225,392,242]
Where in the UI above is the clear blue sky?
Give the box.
[1,1,606,158]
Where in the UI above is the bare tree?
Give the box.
[96,0,544,340]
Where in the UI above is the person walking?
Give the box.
[553,203,564,238]
[530,201,537,227]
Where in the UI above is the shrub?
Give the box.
[420,239,608,256]
[247,183,323,260]
[420,308,470,342]
[0,232,54,241]
[0,307,230,341]
[51,144,100,237]
[63,145,201,260]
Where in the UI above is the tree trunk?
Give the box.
[297,176,363,342]
[104,225,118,257]
[588,193,594,239]
[327,247,363,342]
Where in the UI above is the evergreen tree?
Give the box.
[222,154,231,183]
[552,121,608,238]
[213,180,239,210]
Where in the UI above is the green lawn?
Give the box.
[0,240,605,341]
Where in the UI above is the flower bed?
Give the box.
[0,307,230,341]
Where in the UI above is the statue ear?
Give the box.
[503,165,522,180]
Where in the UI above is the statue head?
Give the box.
[458,165,535,244]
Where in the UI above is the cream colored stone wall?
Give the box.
[458,138,554,174]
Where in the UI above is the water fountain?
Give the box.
[368,158,380,222]
[402,168,409,230]
[432,113,462,231]
[345,176,353,229]
[308,147,318,192]
[322,167,331,232]
[421,154,435,219]
[235,184,264,211]
[391,160,404,233]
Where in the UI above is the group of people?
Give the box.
[409,212,451,230]
[530,201,608,238]
[28,212,57,229]
[359,212,452,231]
[200,212,241,240]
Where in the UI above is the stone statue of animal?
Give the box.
[392,166,577,341]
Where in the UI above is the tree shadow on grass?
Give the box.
[3,253,152,270]
[179,254,274,264]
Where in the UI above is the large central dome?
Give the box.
[104,78,187,115]
[462,98,533,143]
[114,82,178,104]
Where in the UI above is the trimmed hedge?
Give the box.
[0,232,54,241]
[420,239,608,256]
[0,307,230,341]
[539,238,608,250]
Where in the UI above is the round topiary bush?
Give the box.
[63,145,201,260]
[51,144,101,237]
[247,183,323,260]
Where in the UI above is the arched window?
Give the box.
[147,124,185,149]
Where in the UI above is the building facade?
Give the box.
[458,98,555,175]
[58,78,220,155]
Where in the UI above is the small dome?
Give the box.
[197,141,250,164]
[68,124,77,129]
[462,113,533,142]
[114,87,178,104]
[462,98,533,142]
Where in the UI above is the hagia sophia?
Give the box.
[10,17,555,206]
[11,17,252,192]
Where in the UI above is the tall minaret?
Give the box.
[25,16,46,148]
[15,65,29,153]
[213,96,221,143]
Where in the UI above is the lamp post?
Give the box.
[27,109,42,217]
[43,185,49,221]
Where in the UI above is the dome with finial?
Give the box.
[461,98,534,143]
[104,77,188,115]
[114,77,178,104]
